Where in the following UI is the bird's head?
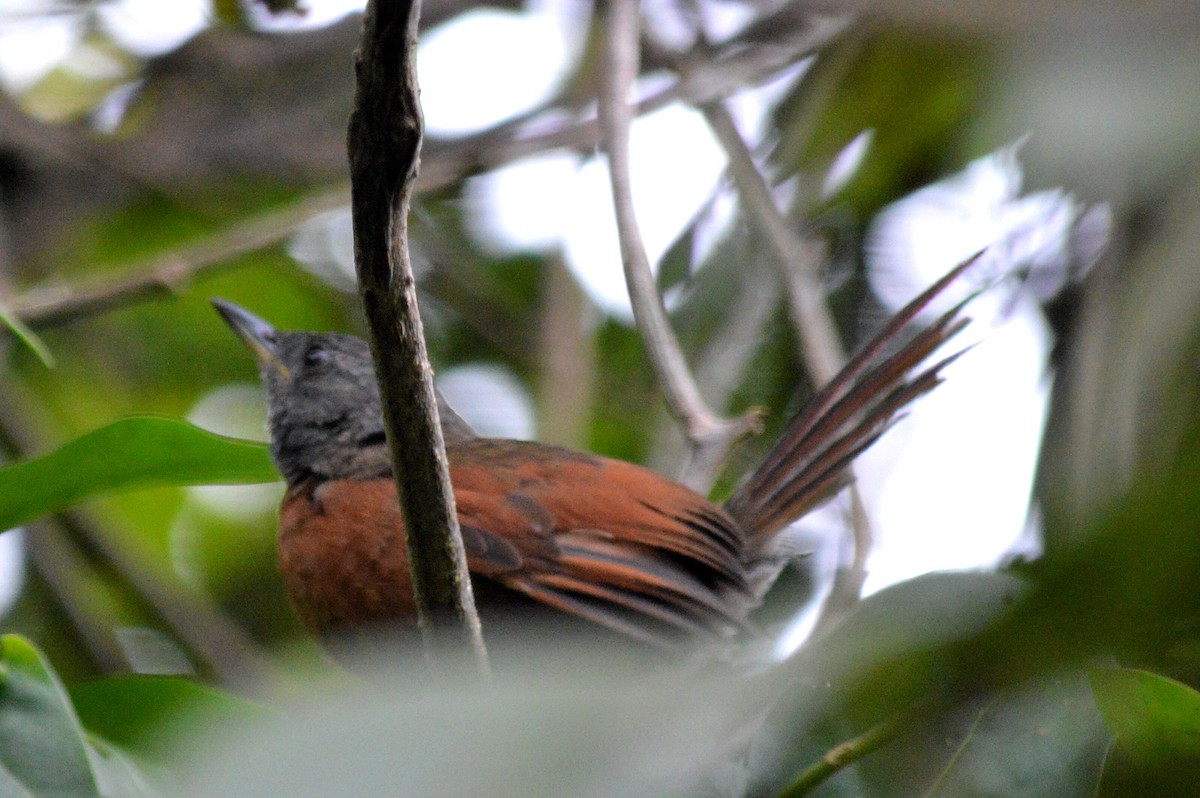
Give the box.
[212,300,389,483]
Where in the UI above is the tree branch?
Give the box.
[598,0,760,492]
[8,188,349,329]
[418,13,850,192]
[697,99,876,621]
[347,0,488,672]
[4,17,845,333]
[699,102,845,385]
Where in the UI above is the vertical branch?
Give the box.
[699,97,876,622]
[348,0,488,672]
[699,102,844,384]
[598,0,759,492]
[536,257,597,449]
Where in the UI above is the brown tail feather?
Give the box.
[724,254,980,548]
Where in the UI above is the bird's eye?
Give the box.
[304,346,331,368]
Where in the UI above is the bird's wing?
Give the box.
[449,440,752,648]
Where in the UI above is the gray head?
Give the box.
[212,300,474,483]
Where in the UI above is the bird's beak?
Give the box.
[211,299,290,378]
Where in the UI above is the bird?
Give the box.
[213,260,973,656]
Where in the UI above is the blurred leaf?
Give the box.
[0,635,100,797]
[1090,668,1200,794]
[590,319,658,462]
[772,27,987,218]
[1091,668,1200,763]
[854,671,1107,798]
[749,572,1031,795]
[113,628,196,676]
[1003,410,1200,677]
[171,646,754,798]
[0,416,277,532]
[794,572,1028,701]
[0,301,55,367]
[70,674,264,766]
[19,32,138,124]
[81,736,159,798]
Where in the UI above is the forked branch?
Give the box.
[598,0,761,491]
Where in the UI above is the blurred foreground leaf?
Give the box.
[0,416,277,532]
[862,671,1106,798]
[172,644,757,798]
[1090,668,1200,796]
[71,675,264,767]
[772,28,986,217]
[1,635,260,797]
[0,635,100,797]
[750,572,1032,795]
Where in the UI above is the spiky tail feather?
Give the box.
[725,253,981,550]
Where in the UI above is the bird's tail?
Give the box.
[724,255,979,552]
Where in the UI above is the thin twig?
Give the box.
[9,187,350,329]
[697,80,878,622]
[648,251,779,485]
[598,0,759,492]
[700,102,844,383]
[418,13,850,191]
[348,0,488,673]
[775,712,907,797]
[4,18,846,333]
[535,256,597,449]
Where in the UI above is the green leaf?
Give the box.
[0,302,54,367]
[856,671,1107,798]
[83,736,159,798]
[771,27,987,218]
[1090,668,1200,766]
[1090,668,1200,796]
[0,635,100,797]
[749,572,1033,796]
[70,675,264,766]
[0,416,277,532]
